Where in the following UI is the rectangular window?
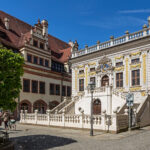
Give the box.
[62,86,66,96]
[40,43,44,49]
[39,58,44,66]
[67,86,71,97]
[90,68,95,72]
[33,40,38,47]
[50,83,55,95]
[39,82,45,94]
[116,72,123,87]
[132,69,140,86]
[33,56,38,64]
[131,58,140,64]
[79,79,84,91]
[56,85,60,95]
[32,80,38,93]
[45,60,49,67]
[90,77,95,84]
[79,70,84,74]
[27,54,32,63]
[116,62,123,67]
[23,79,30,92]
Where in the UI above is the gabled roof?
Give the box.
[0,10,71,63]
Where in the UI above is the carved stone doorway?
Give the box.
[93,99,101,115]
[101,75,109,86]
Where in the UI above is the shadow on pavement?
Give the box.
[10,134,77,150]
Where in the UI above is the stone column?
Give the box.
[20,110,23,123]
[62,109,65,127]
[106,84,112,115]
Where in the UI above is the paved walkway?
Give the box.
[2,123,150,150]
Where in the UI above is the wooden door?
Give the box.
[93,99,101,115]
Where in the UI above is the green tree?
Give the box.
[0,45,24,111]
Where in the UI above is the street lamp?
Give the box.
[88,81,95,136]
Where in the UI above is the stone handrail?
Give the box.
[112,89,126,100]
[50,97,71,113]
[59,100,75,114]
[72,27,150,58]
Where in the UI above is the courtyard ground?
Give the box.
[1,123,150,150]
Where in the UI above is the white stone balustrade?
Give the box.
[72,27,150,58]
[20,110,128,133]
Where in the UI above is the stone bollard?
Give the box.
[46,109,50,126]
[35,110,38,124]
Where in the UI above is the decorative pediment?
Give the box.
[96,56,114,73]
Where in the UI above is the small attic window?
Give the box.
[40,42,44,49]
[33,40,38,47]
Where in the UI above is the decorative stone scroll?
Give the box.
[88,62,96,66]
[115,56,124,60]
[78,74,85,78]
[114,66,124,71]
[130,51,141,57]
[89,71,96,76]
[130,63,141,69]
[130,86,141,91]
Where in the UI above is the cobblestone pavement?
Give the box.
[3,123,150,150]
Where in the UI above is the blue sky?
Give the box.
[1,0,150,49]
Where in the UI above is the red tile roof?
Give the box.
[0,10,71,63]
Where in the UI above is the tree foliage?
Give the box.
[0,46,24,111]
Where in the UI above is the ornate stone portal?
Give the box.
[96,56,114,87]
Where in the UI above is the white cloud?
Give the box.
[119,9,150,14]
[80,16,147,29]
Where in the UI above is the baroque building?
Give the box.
[0,11,72,114]
[69,17,150,127]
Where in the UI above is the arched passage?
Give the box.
[20,100,32,113]
[49,101,59,110]
[33,100,47,114]
[93,99,101,115]
[101,75,109,86]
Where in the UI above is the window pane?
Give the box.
[33,56,38,64]
[32,80,38,93]
[50,84,54,95]
[62,86,66,96]
[45,60,49,67]
[56,85,60,95]
[27,54,32,63]
[23,79,30,92]
[79,79,84,91]
[39,82,45,94]
[67,86,71,96]
[39,58,43,66]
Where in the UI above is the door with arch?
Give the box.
[101,75,109,86]
[93,99,101,115]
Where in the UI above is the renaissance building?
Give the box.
[0,11,72,115]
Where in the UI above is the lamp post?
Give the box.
[88,81,95,136]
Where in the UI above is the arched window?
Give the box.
[93,99,101,115]
[33,100,47,114]
[20,100,31,113]
[101,75,109,86]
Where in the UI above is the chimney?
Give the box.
[4,17,9,30]
[41,20,48,36]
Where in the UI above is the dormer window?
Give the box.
[33,40,38,47]
[40,42,44,49]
